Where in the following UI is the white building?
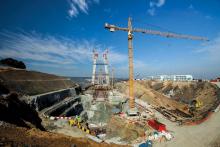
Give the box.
[145,75,193,81]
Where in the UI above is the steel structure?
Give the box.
[105,17,208,114]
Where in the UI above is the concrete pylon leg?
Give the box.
[104,62,109,85]
[103,50,110,85]
[92,51,98,85]
[92,59,96,85]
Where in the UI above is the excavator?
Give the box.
[189,99,203,115]
[191,99,203,109]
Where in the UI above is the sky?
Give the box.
[0,0,220,79]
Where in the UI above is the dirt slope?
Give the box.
[146,81,220,113]
[115,80,220,118]
[0,68,76,95]
[115,81,189,112]
[106,116,148,143]
[0,122,127,147]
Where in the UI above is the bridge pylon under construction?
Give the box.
[91,49,111,102]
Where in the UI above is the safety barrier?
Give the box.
[47,116,73,120]
[69,119,90,134]
[54,116,73,120]
[43,111,90,133]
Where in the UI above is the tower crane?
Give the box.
[105,17,208,115]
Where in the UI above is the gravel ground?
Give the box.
[154,109,220,147]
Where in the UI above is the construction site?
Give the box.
[1,10,220,147]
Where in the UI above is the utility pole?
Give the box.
[105,17,208,115]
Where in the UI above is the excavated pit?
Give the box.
[30,88,79,111]
[31,87,153,145]
[48,98,83,117]
[20,86,85,118]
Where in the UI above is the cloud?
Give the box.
[148,8,156,16]
[68,3,79,17]
[189,35,220,78]
[0,30,152,77]
[0,30,135,76]
[187,4,213,21]
[148,0,166,16]
[187,4,200,15]
[155,0,165,7]
[194,35,220,62]
[67,0,99,18]
[205,15,212,20]
[111,58,154,78]
[188,4,194,9]
[0,31,95,65]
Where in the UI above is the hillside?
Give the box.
[0,68,76,95]
[115,80,220,121]
[146,81,220,113]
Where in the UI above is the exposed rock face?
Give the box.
[0,93,45,130]
[0,58,26,69]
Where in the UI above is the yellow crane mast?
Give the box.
[105,17,208,115]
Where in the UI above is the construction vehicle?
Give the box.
[195,100,203,108]
[188,99,203,116]
[191,99,203,109]
[105,17,208,116]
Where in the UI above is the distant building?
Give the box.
[145,75,193,81]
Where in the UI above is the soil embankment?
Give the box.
[0,68,76,95]
[115,80,220,122]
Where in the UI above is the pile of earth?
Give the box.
[105,116,149,144]
[0,93,45,130]
[115,81,189,111]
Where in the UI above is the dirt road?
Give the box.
[154,109,220,147]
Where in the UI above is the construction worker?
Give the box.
[76,115,82,123]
